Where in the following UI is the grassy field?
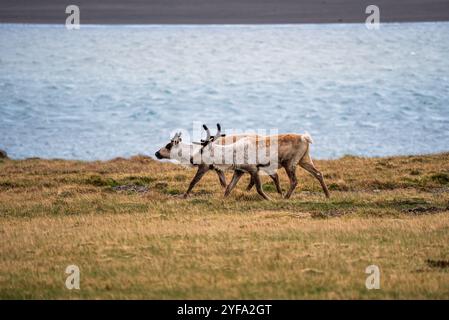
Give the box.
[0,153,449,299]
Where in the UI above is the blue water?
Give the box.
[0,23,448,160]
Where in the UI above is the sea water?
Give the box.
[0,23,448,159]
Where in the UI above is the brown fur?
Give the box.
[225,134,330,199]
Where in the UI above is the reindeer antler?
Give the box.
[206,123,225,142]
[193,123,226,146]
[192,124,211,146]
[171,131,182,142]
[203,125,211,143]
[215,123,226,139]
[215,123,221,139]
[205,123,226,144]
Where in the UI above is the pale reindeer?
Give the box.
[154,125,282,197]
[193,125,330,200]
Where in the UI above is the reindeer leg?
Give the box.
[284,165,298,199]
[183,164,209,198]
[214,168,227,189]
[224,170,244,197]
[299,162,330,198]
[269,172,283,195]
[246,174,255,191]
[252,171,271,200]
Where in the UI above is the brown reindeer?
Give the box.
[224,133,330,199]
[192,126,330,199]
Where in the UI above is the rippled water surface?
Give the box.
[1,23,448,160]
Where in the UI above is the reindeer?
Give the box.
[193,125,330,200]
[154,125,282,198]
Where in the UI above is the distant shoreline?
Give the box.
[2,21,449,27]
[1,0,449,24]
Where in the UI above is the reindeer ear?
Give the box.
[216,123,221,131]
[178,132,182,137]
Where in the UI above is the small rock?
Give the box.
[112,185,149,193]
[426,259,449,269]
[155,182,168,189]
[301,268,324,275]
[404,206,440,215]
[0,149,7,159]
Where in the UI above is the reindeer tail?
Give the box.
[302,132,313,144]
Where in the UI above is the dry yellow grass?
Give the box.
[0,153,448,299]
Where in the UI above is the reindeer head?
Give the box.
[155,132,182,159]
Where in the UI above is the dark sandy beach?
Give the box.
[1,0,449,24]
